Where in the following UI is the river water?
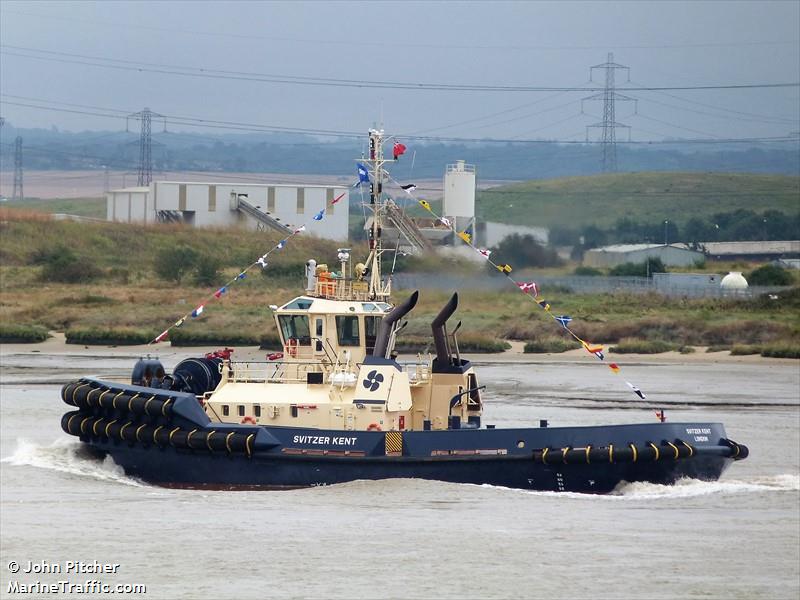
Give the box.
[1,348,798,600]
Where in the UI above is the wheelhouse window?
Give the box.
[282,298,313,310]
[335,315,361,347]
[278,314,311,345]
[365,316,381,354]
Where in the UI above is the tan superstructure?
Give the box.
[205,285,482,433]
[203,128,482,433]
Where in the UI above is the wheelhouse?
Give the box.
[274,296,392,362]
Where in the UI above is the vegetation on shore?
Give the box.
[3,197,106,219]
[65,327,155,346]
[1,209,798,357]
[477,172,800,230]
[0,324,50,343]
[524,337,580,354]
[394,335,510,354]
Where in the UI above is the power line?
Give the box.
[127,108,164,186]
[402,90,579,136]
[624,79,799,124]
[624,93,799,126]
[584,53,635,172]
[510,112,588,140]
[0,93,133,116]
[5,8,799,51]
[2,45,799,93]
[2,98,798,146]
[631,113,723,139]
[0,99,363,138]
[1,141,147,172]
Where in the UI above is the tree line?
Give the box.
[550,208,800,251]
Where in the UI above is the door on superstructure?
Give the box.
[365,316,381,355]
[313,317,328,359]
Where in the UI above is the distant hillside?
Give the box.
[3,197,106,218]
[1,125,798,180]
[477,172,800,230]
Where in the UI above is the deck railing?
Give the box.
[313,277,374,301]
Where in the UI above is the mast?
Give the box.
[364,129,392,301]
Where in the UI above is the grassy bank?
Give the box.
[0,324,50,343]
[1,210,798,355]
[477,172,800,229]
[3,197,107,219]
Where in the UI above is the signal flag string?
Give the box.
[148,191,346,345]
[384,171,655,411]
[147,159,655,416]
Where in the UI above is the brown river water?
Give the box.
[1,348,798,599]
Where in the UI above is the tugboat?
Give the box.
[59,129,748,493]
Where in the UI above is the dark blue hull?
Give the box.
[90,442,733,494]
[61,378,747,494]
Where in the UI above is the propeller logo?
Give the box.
[363,370,384,392]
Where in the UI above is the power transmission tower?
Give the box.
[127,108,165,186]
[12,136,23,201]
[583,53,636,172]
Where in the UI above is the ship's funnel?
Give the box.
[431,292,458,367]
[373,291,419,358]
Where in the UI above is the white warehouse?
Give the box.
[107,181,350,241]
[584,243,705,268]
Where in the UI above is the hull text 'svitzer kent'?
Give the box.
[59,129,748,493]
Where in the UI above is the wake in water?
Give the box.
[1,438,145,487]
[3,439,798,497]
[480,474,799,500]
[611,474,800,499]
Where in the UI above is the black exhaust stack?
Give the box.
[373,290,419,358]
[431,292,459,371]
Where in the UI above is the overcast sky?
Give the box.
[1,0,798,142]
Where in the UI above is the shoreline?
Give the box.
[1,333,795,365]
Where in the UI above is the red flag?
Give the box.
[393,142,407,160]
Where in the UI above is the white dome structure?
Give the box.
[720,271,749,290]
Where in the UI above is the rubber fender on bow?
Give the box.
[61,412,255,457]
[534,440,695,465]
[723,438,749,460]
[61,380,176,418]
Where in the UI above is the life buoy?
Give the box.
[367,423,382,432]
[241,416,257,425]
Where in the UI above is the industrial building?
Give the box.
[584,243,704,268]
[377,160,543,253]
[106,181,350,240]
[702,241,800,262]
[377,160,477,252]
